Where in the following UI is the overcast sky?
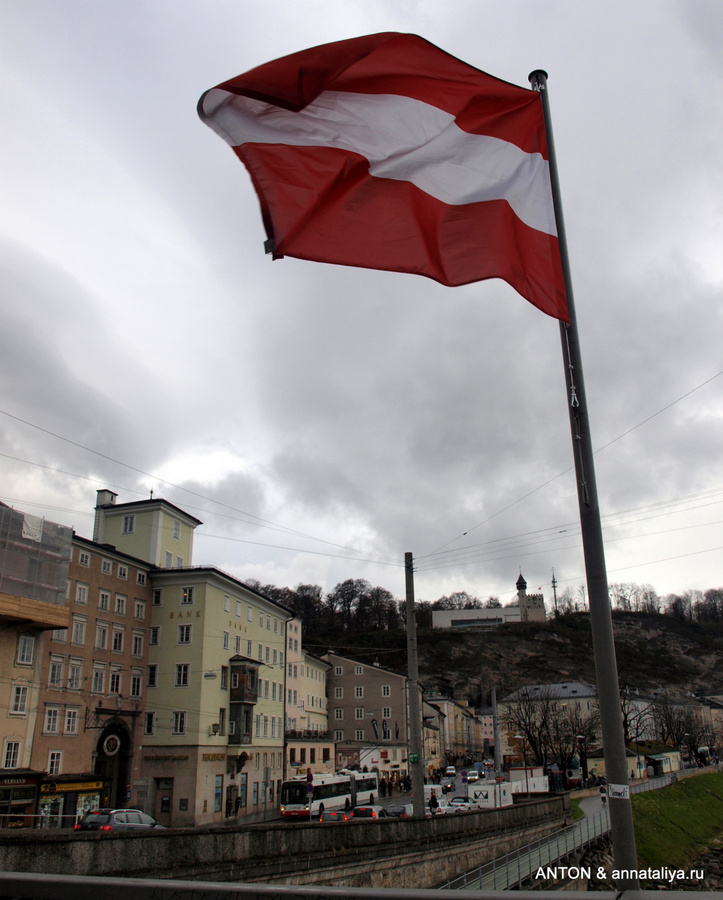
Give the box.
[2,0,722,610]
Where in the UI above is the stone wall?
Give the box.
[0,795,569,890]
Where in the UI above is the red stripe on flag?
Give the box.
[238,144,567,320]
[217,33,547,154]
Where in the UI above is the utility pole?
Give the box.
[551,568,559,616]
[405,552,426,817]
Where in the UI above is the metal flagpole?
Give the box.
[405,552,427,818]
[529,69,639,888]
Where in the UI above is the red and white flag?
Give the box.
[198,33,568,322]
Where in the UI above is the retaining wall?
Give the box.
[0,795,570,890]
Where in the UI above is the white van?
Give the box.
[445,766,457,776]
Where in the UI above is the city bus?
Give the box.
[279,771,379,818]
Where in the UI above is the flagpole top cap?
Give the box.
[528,70,548,89]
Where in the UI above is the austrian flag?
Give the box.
[198,33,568,322]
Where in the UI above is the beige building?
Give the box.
[285,618,333,776]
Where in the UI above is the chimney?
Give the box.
[93,489,117,542]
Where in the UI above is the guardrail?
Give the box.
[443,771,679,891]
[443,809,610,891]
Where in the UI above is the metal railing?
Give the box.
[443,809,610,891]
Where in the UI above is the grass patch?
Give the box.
[632,772,723,868]
[570,798,584,821]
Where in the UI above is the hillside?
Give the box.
[309,612,723,703]
[415,612,723,703]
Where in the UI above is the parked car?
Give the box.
[74,809,165,832]
[319,809,350,823]
[351,805,389,820]
[440,777,456,793]
[465,770,480,782]
[445,766,457,776]
[385,803,413,818]
[426,797,455,815]
[449,797,479,812]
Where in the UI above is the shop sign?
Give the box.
[41,781,103,794]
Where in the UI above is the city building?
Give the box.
[431,574,546,630]
[285,618,333,776]
[30,535,154,825]
[0,502,71,827]
[324,652,409,787]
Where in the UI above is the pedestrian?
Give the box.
[379,779,387,799]
[429,791,439,814]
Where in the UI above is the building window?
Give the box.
[152,589,162,606]
[236,600,241,617]
[147,665,158,687]
[44,708,60,734]
[334,709,344,720]
[48,658,64,688]
[92,668,105,694]
[181,587,194,605]
[76,583,88,605]
[98,590,110,611]
[101,559,112,575]
[52,627,67,642]
[4,741,20,769]
[164,551,173,568]
[117,566,128,581]
[132,633,143,657]
[382,684,391,697]
[178,624,192,644]
[144,712,155,735]
[149,626,160,646]
[112,628,124,653]
[71,618,86,646]
[247,606,253,622]
[15,634,35,666]
[121,515,135,535]
[65,709,79,734]
[10,685,28,715]
[355,665,363,676]
[137,572,146,586]
[95,624,108,650]
[355,730,364,741]
[224,595,230,613]
[333,730,343,742]
[235,636,241,654]
[175,663,190,687]
[334,687,343,699]
[115,595,126,615]
[355,686,364,698]
[221,666,228,689]
[79,551,90,567]
[109,671,122,695]
[68,663,82,691]
[335,666,343,675]
[134,600,146,619]
[172,519,181,540]
[355,708,364,719]
[383,706,391,718]
[131,673,142,698]
[171,711,186,735]
[223,631,229,651]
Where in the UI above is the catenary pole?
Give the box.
[405,552,426,817]
[529,70,639,887]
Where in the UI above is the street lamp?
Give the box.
[514,734,530,794]
[576,734,588,783]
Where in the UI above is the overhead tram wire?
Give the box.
[418,365,723,562]
[414,487,723,573]
[0,409,400,569]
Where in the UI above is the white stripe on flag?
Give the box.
[203,89,557,237]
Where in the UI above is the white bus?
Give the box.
[280,771,378,819]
